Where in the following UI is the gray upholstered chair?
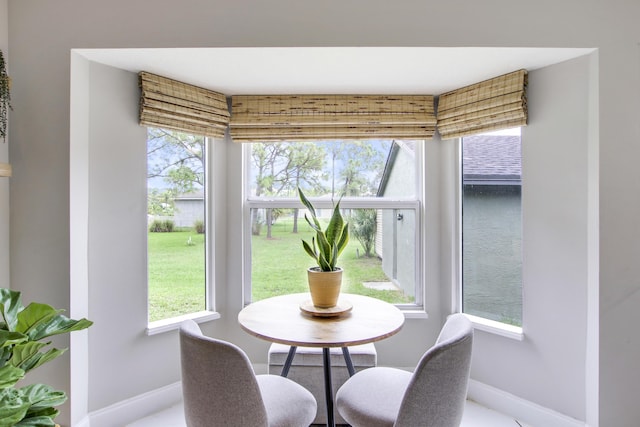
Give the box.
[335,313,473,427]
[179,319,317,427]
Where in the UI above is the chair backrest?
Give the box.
[395,313,474,427]
[179,319,269,427]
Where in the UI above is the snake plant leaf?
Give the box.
[325,201,345,246]
[301,239,317,260]
[298,187,349,272]
[317,249,332,271]
[303,211,322,234]
[0,288,23,332]
[0,364,25,389]
[336,223,350,257]
[298,187,317,219]
[315,232,333,269]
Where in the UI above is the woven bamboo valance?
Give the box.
[437,69,528,139]
[139,71,230,138]
[229,95,436,142]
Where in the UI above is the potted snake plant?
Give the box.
[0,288,93,426]
[298,188,349,308]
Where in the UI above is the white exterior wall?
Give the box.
[4,1,639,426]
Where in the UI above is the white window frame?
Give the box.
[241,141,425,311]
[146,134,220,335]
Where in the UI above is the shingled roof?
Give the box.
[463,134,521,184]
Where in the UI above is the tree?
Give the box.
[250,141,327,237]
[351,209,378,257]
[147,128,205,195]
[147,128,205,219]
[327,140,390,197]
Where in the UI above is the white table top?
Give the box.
[238,293,405,348]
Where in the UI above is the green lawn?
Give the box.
[148,218,413,321]
[251,218,413,304]
[148,231,205,321]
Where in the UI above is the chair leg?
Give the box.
[341,347,356,377]
[280,346,297,377]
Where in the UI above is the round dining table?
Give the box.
[238,292,405,427]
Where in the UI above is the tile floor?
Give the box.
[126,399,531,427]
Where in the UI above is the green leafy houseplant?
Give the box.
[0,288,93,426]
[298,188,349,272]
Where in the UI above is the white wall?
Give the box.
[73,52,592,423]
[8,1,640,426]
[476,56,591,419]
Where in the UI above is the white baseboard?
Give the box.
[467,379,586,427]
[73,416,90,427]
[86,382,182,427]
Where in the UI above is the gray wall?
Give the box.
[462,185,522,325]
[5,1,639,426]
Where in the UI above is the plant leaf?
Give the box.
[15,414,58,426]
[318,250,332,271]
[10,342,66,374]
[0,330,27,349]
[301,239,318,261]
[0,364,25,389]
[0,387,29,425]
[315,232,333,270]
[298,188,316,218]
[20,383,67,412]
[15,304,59,338]
[303,213,321,233]
[0,289,24,332]
[325,201,344,246]
[17,304,92,342]
[336,223,350,257]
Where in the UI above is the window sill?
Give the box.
[464,314,524,341]
[400,308,429,319]
[146,310,221,336]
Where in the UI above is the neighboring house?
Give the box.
[376,140,417,297]
[376,135,521,308]
[173,191,204,228]
[461,134,522,324]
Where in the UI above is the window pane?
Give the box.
[250,207,415,304]
[248,140,415,198]
[462,129,522,326]
[147,128,206,322]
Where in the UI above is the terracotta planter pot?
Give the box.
[307,267,343,308]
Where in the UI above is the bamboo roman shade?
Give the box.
[229,95,436,142]
[437,69,528,139]
[139,71,230,138]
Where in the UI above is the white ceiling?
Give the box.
[75,47,593,96]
